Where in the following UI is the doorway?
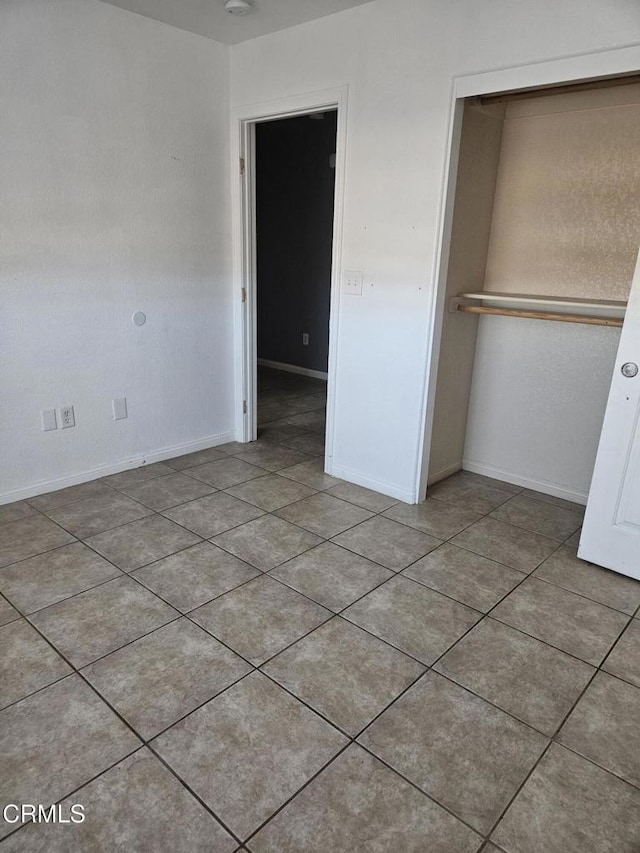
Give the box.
[254,110,337,457]
[234,88,347,474]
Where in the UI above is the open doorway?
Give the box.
[254,110,337,458]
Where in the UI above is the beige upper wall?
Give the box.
[484,84,640,301]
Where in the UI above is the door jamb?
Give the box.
[231,86,348,472]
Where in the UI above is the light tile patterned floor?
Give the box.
[1,367,640,851]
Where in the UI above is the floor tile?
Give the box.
[101,462,176,490]
[276,493,373,538]
[164,447,227,470]
[263,617,425,735]
[492,743,640,853]
[234,445,311,472]
[153,671,346,840]
[119,472,215,511]
[0,619,72,709]
[27,479,115,511]
[280,433,325,456]
[602,619,640,688]
[533,545,640,614]
[187,457,268,489]
[162,491,265,537]
[490,495,585,542]
[451,517,560,572]
[0,595,19,626]
[249,744,482,853]
[213,515,322,571]
[43,491,152,539]
[215,440,247,455]
[30,576,178,668]
[434,618,595,735]
[403,543,524,612]
[191,575,331,665]
[83,618,250,740]
[1,749,236,853]
[269,541,393,611]
[132,541,259,612]
[257,422,310,444]
[0,501,37,525]
[360,671,547,834]
[85,515,201,571]
[565,528,582,548]
[323,481,397,512]
[333,516,441,571]
[277,459,340,490]
[491,578,629,665]
[344,575,480,664]
[0,515,75,568]
[557,671,640,787]
[384,499,482,540]
[0,675,140,839]
[428,471,518,514]
[520,489,586,512]
[226,474,316,511]
[285,409,326,432]
[0,541,121,614]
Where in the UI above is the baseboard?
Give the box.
[327,463,416,504]
[462,458,589,506]
[0,430,237,506]
[258,358,328,381]
[427,461,462,487]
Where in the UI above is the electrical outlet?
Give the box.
[112,397,128,420]
[41,409,57,431]
[59,405,75,429]
[342,270,363,295]
[302,333,309,346]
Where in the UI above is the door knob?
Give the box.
[621,362,639,378]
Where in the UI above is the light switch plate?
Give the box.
[112,398,128,421]
[343,270,363,295]
[42,409,57,431]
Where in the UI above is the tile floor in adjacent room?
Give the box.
[2,367,640,851]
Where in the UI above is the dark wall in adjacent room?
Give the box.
[256,110,337,373]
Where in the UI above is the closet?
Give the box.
[428,78,640,506]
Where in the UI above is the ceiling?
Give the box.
[98,0,376,44]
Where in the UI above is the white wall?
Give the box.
[1,0,232,503]
[230,0,640,503]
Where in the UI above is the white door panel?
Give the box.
[579,249,640,579]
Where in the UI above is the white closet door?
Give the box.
[579,249,640,578]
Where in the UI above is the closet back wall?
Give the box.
[464,85,640,502]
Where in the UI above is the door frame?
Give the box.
[231,86,349,470]
[417,45,640,501]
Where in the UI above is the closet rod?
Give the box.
[456,304,624,328]
[480,73,640,105]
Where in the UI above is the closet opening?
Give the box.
[424,75,639,519]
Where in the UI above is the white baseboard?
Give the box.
[0,430,237,506]
[258,358,328,381]
[462,458,588,506]
[327,463,416,504]
[427,461,462,487]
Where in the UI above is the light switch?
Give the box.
[42,409,57,431]
[112,398,128,421]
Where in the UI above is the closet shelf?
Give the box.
[452,291,627,328]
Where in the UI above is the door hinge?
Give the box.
[242,400,248,414]
[241,287,247,303]
[240,157,245,175]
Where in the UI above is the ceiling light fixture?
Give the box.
[224,0,253,15]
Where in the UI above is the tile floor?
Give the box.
[1,367,640,851]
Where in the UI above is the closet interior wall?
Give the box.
[428,83,640,504]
